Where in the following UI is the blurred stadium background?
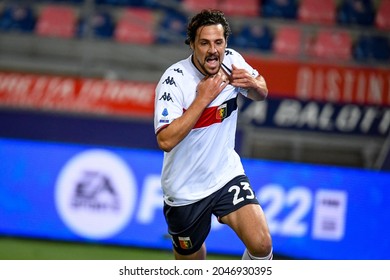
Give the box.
[0,0,389,260]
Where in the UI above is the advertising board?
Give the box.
[1,138,389,259]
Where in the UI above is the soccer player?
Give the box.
[154,9,273,260]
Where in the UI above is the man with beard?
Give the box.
[154,9,272,260]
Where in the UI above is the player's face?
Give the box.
[191,24,227,76]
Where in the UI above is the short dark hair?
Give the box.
[185,9,231,45]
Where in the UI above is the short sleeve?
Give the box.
[154,70,185,134]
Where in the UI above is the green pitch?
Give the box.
[0,236,239,260]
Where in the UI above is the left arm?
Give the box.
[229,64,268,101]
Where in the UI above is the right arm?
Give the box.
[157,74,228,152]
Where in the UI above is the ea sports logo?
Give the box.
[55,149,136,239]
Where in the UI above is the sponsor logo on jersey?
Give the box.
[162,76,177,87]
[225,49,233,56]
[159,108,169,123]
[159,92,174,102]
[173,68,184,75]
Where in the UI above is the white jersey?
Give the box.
[154,48,259,206]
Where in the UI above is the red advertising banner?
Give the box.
[0,72,157,119]
[246,56,390,107]
[1,58,389,120]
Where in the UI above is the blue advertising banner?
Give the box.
[1,138,390,259]
[239,97,390,137]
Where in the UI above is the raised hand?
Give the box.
[196,72,229,106]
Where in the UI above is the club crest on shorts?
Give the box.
[178,236,193,250]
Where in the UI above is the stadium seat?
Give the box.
[141,0,183,10]
[337,0,375,26]
[156,10,187,44]
[35,5,77,38]
[77,11,114,39]
[183,0,260,16]
[0,4,35,33]
[114,8,156,44]
[94,0,144,6]
[230,24,273,50]
[353,34,390,62]
[262,0,298,19]
[298,0,336,25]
[272,25,302,56]
[375,0,390,30]
[182,0,219,13]
[219,0,261,17]
[44,0,84,3]
[307,29,352,60]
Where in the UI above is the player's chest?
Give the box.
[183,75,238,108]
